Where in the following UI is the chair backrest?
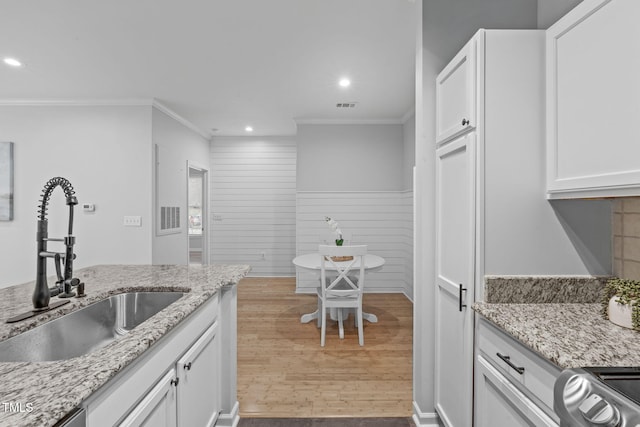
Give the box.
[318,244,367,298]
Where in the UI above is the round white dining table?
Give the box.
[292,253,385,325]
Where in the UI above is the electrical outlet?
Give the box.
[213,214,223,221]
[260,251,266,260]
[123,216,142,227]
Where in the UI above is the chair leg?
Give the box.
[357,306,364,346]
[321,301,326,347]
[338,309,344,340]
[317,297,321,328]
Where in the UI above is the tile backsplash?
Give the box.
[613,197,640,280]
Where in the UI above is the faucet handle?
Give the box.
[59,278,80,298]
[76,282,86,298]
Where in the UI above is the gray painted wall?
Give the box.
[537,0,583,28]
[0,105,153,288]
[151,107,211,265]
[296,123,405,191]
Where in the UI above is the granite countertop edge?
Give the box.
[473,301,640,370]
[0,264,250,427]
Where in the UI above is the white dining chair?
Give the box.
[317,244,367,346]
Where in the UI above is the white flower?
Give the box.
[325,216,343,238]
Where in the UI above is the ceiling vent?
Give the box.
[336,102,357,108]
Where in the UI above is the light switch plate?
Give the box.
[123,216,142,227]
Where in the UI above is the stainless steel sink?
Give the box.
[0,292,184,362]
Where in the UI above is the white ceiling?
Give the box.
[0,0,417,137]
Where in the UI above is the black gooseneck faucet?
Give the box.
[33,177,85,311]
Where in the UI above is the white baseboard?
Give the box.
[412,401,442,427]
[216,401,240,427]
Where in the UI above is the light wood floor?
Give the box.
[237,277,413,418]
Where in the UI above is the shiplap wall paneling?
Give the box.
[210,138,297,276]
[296,191,413,296]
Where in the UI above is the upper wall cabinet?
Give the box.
[546,0,640,199]
[436,38,477,144]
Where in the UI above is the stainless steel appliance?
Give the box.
[554,367,640,426]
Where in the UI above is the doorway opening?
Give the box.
[188,164,208,265]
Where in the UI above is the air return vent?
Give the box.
[336,102,357,108]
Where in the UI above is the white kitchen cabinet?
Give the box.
[119,370,178,427]
[546,0,640,198]
[435,133,476,427]
[83,292,231,427]
[434,28,585,427]
[474,318,560,427]
[177,322,220,427]
[436,38,476,144]
[122,322,220,427]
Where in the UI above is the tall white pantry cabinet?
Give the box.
[433,29,582,427]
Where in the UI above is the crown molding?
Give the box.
[151,99,211,140]
[294,117,404,125]
[401,107,415,124]
[0,98,211,140]
[0,98,154,106]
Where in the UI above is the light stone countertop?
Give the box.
[0,264,250,427]
[473,301,640,369]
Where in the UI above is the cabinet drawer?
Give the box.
[476,355,559,427]
[477,318,560,415]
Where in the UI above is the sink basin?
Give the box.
[0,292,184,362]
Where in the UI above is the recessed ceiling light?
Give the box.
[245,126,253,132]
[3,57,23,67]
[339,78,351,88]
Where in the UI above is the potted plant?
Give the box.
[324,216,343,246]
[602,278,640,331]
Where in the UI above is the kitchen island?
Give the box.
[0,264,250,427]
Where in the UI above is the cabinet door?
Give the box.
[546,0,640,198]
[119,370,177,427]
[475,355,559,427]
[434,133,475,427]
[436,37,476,144]
[177,322,220,427]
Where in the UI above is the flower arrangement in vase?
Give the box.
[602,278,640,330]
[324,216,343,246]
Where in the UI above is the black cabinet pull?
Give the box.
[184,362,192,371]
[496,353,525,375]
[171,378,179,387]
[459,284,467,312]
[461,118,470,126]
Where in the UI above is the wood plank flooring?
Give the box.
[237,277,414,418]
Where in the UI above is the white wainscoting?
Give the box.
[296,191,413,297]
[210,138,297,276]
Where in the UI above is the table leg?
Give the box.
[300,310,319,323]
[363,312,378,323]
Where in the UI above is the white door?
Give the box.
[436,38,476,144]
[188,164,208,265]
[177,322,220,427]
[434,133,475,427]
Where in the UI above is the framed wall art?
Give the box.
[0,142,14,221]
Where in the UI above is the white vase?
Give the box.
[608,296,634,329]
